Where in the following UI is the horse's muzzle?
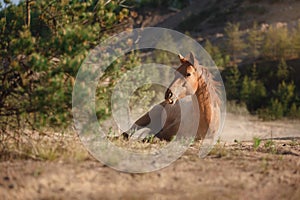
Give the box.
[165,89,176,104]
[167,98,174,104]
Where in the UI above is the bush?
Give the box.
[289,103,300,118]
[268,98,284,119]
[0,0,131,130]
[262,26,292,60]
[224,23,246,63]
[240,75,267,112]
[223,64,240,100]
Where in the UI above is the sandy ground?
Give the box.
[1,142,300,200]
[222,113,300,142]
[1,114,300,200]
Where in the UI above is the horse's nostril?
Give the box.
[165,89,173,100]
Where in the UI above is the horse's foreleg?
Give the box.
[123,102,166,140]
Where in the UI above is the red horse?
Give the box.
[124,52,221,141]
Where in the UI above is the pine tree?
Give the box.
[224,22,246,64]
[294,21,300,58]
[224,64,240,100]
[269,98,284,119]
[276,58,289,81]
[247,22,263,61]
[240,76,250,103]
[251,63,258,81]
[273,81,295,115]
[205,40,229,69]
[0,0,131,127]
[263,25,291,60]
[289,103,300,118]
[240,73,267,112]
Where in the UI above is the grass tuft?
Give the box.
[208,140,228,158]
[253,137,262,150]
[0,129,91,162]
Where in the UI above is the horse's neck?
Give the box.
[196,77,212,117]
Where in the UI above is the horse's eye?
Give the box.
[186,73,191,77]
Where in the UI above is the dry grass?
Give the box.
[1,127,299,164]
[0,128,90,162]
[208,140,228,158]
[108,135,169,153]
[0,128,174,162]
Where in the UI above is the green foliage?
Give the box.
[240,76,251,104]
[205,40,230,69]
[293,21,300,57]
[95,51,157,122]
[153,32,177,65]
[288,103,300,118]
[262,25,292,60]
[268,98,284,119]
[273,81,296,114]
[224,22,246,63]
[263,140,277,154]
[223,64,240,100]
[205,22,300,119]
[0,0,131,129]
[221,21,300,62]
[257,81,295,120]
[264,140,275,148]
[240,74,267,112]
[253,137,261,150]
[247,22,263,60]
[276,58,289,81]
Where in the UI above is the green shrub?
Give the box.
[269,98,284,119]
[288,103,300,118]
[262,26,292,60]
[240,75,267,112]
[253,137,262,150]
[224,23,246,63]
[0,0,131,129]
[223,64,241,100]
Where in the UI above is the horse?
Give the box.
[123,52,221,141]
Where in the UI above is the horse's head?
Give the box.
[165,52,199,104]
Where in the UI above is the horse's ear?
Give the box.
[186,52,199,69]
[178,52,199,68]
[178,54,186,64]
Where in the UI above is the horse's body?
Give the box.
[124,52,221,141]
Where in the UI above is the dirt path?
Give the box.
[1,139,300,200]
[222,113,300,143]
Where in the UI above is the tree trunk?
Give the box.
[26,0,31,28]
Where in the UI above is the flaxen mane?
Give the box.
[195,64,222,140]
